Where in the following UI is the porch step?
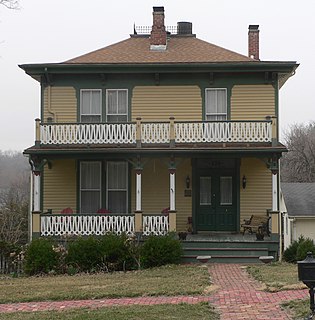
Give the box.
[181,240,277,263]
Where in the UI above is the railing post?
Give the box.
[134,212,143,233]
[271,116,277,146]
[35,118,41,146]
[169,116,175,148]
[168,211,177,232]
[136,117,142,148]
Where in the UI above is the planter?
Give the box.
[178,232,188,241]
[256,232,264,241]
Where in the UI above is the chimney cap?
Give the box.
[249,25,259,31]
[153,6,164,12]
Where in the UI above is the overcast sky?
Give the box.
[0,0,314,151]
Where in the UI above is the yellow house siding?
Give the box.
[131,86,202,121]
[240,158,272,222]
[43,159,77,213]
[231,84,275,120]
[43,86,77,122]
[131,158,192,231]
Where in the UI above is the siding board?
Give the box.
[231,85,275,120]
[43,159,77,213]
[43,86,77,122]
[132,86,202,121]
[240,158,272,222]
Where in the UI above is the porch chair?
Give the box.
[60,207,73,214]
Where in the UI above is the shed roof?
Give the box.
[281,183,315,217]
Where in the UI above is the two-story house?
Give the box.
[21,7,298,261]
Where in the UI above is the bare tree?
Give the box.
[0,176,29,244]
[0,0,19,9]
[281,122,315,182]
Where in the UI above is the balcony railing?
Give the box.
[35,119,272,146]
[40,213,170,237]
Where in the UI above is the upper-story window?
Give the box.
[205,88,227,121]
[80,89,102,123]
[106,89,128,122]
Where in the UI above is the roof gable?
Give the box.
[64,36,254,65]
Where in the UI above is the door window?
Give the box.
[220,176,232,205]
[200,177,212,205]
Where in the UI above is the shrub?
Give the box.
[24,238,59,275]
[141,234,182,268]
[296,238,315,261]
[98,233,133,271]
[66,237,101,272]
[283,236,315,263]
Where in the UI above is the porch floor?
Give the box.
[185,232,272,242]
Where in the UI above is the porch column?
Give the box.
[33,172,41,212]
[169,169,176,211]
[135,169,142,212]
[272,173,277,211]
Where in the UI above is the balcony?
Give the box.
[35,118,273,147]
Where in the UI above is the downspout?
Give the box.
[278,160,282,261]
[47,85,57,122]
[44,68,57,122]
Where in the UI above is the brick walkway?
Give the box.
[208,264,308,319]
[0,264,308,319]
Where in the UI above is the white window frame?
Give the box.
[205,88,227,121]
[80,89,102,122]
[106,89,128,123]
[80,161,102,213]
[106,161,128,213]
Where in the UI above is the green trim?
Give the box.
[275,77,279,141]
[40,169,44,212]
[20,61,298,77]
[191,158,197,234]
[236,158,241,231]
[32,232,41,239]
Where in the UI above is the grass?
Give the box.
[248,262,310,319]
[247,262,306,292]
[282,299,310,320]
[0,264,211,303]
[0,303,219,320]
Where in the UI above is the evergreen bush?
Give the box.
[66,236,101,272]
[141,234,182,268]
[283,236,315,263]
[24,238,58,275]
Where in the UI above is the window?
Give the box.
[107,161,128,213]
[106,89,128,122]
[80,162,101,213]
[205,88,227,121]
[200,177,212,205]
[220,176,232,205]
[80,89,102,123]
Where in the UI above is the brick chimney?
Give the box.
[248,25,259,60]
[150,7,167,51]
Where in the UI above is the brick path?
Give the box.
[208,264,308,319]
[0,264,308,319]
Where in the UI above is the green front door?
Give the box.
[196,170,237,231]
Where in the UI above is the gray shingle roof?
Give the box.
[281,183,315,217]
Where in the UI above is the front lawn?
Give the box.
[247,262,306,291]
[0,303,219,320]
[0,265,210,303]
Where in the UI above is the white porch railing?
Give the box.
[40,123,136,145]
[141,122,170,143]
[175,121,272,143]
[40,214,135,236]
[142,215,169,236]
[37,120,272,145]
